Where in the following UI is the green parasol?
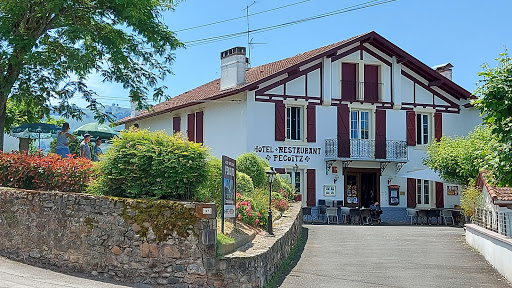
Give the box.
[73,122,119,140]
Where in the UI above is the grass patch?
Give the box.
[217,232,235,245]
[265,227,308,288]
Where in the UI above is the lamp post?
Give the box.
[266,167,276,235]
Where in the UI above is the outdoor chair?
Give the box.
[441,209,454,225]
[317,205,327,223]
[340,207,351,224]
[406,208,417,225]
[318,199,326,206]
[360,208,372,225]
[349,208,361,225]
[302,207,313,224]
[326,207,339,224]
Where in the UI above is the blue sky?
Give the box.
[76,0,512,108]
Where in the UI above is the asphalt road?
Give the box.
[279,225,511,288]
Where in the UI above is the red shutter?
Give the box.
[195,111,204,144]
[406,111,416,146]
[307,104,316,143]
[341,63,357,101]
[173,116,181,133]
[407,178,416,208]
[364,64,379,102]
[375,109,386,159]
[187,113,195,142]
[307,169,316,207]
[274,168,285,174]
[275,101,286,141]
[434,112,442,142]
[436,182,444,208]
[337,105,350,158]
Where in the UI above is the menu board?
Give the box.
[346,184,358,205]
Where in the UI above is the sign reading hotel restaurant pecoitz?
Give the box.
[221,155,236,219]
[254,145,322,163]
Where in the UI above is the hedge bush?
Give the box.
[89,129,208,199]
[236,152,269,189]
[0,152,93,192]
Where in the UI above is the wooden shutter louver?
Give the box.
[434,112,442,142]
[172,116,181,133]
[307,169,316,207]
[436,182,444,208]
[375,109,386,159]
[364,64,379,102]
[337,105,350,158]
[195,111,204,144]
[307,104,316,143]
[187,113,195,142]
[275,101,286,141]
[341,63,357,101]
[407,178,416,208]
[274,168,285,174]
[406,111,416,146]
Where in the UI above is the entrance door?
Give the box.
[345,169,379,208]
[286,169,304,206]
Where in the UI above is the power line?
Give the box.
[183,0,395,47]
[174,0,313,33]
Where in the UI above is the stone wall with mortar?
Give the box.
[0,187,303,287]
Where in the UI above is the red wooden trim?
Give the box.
[341,63,357,101]
[407,178,416,208]
[195,111,204,144]
[172,116,181,133]
[436,182,444,208]
[434,112,442,141]
[331,45,363,62]
[275,168,286,174]
[402,70,458,108]
[364,64,379,102]
[255,63,322,96]
[406,111,416,146]
[337,105,350,158]
[362,46,392,67]
[375,109,386,159]
[275,101,286,141]
[307,169,316,207]
[187,113,195,142]
[307,104,316,143]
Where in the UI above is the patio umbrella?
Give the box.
[397,169,446,183]
[10,123,61,149]
[73,122,119,140]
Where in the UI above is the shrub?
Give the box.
[0,151,93,192]
[273,175,296,201]
[236,193,267,228]
[91,129,208,199]
[460,182,483,218]
[272,198,289,216]
[236,172,255,195]
[237,152,269,189]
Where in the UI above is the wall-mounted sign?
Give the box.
[222,155,236,219]
[254,145,322,163]
[447,185,459,196]
[324,185,336,197]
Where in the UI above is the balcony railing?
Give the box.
[325,138,408,161]
[340,80,383,102]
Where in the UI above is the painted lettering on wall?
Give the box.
[254,145,321,163]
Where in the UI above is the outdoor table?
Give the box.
[452,209,463,225]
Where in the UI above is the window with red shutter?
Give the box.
[337,105,350,158]
[275,101,286,141]
[306,104,316,143]
[434,112,442,142]
[436,182,444,208]
[364,64,379,102]
[341,63,357,100]
[187,113,195,142]
[375,109,386,159]
[406,111,416,146]
[195,111,204,144]
[173,116,181,133]
[307,169,316,207]
[407,178,416,208]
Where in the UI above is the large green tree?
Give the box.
[424,126,498,185]
[0,0,182,150]
[474,52,512,186]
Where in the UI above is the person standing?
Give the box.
[56,122,75,158]
[80,134,92,160]
[92,138,103,161]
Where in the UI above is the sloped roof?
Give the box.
[118,31,473,125]
[477,171,512,203]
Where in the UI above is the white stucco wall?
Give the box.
[443,107,482,137]
[138,113,173,135]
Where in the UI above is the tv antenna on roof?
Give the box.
[243,1,266,67]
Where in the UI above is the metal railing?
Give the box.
[340,80,384,102]
[324,139,408,161]
[473,208,512,238]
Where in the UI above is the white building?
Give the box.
[118,31,482,222]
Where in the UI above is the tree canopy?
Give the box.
[424,126,498,185]
[0,0,183,150]
[474,52,512,186]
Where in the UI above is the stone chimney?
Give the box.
[220,47,248,90]
[432,63,453,80]
[130,100,139,118]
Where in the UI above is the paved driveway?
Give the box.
[280,225,511,288]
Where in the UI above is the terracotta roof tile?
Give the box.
[118,33,369,124]
[477,171,512,202]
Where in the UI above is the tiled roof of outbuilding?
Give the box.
[477,171,512,203]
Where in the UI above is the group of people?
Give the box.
[56,122,103,161]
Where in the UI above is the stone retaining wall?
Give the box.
[0,187,302,287]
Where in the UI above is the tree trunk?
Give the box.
[0,100,6,152]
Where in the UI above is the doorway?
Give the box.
[286,169,304,206]
[344,169,379,208]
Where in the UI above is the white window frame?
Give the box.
[416,179,433,208]
[350,110,371,140]
[284,99,307,144]
[416,113,431,146]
